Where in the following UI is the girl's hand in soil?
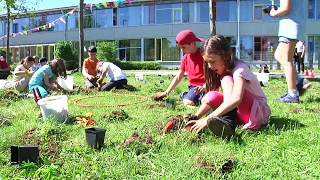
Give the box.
[186,118,208,134]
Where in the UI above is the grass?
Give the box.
[0,72,320,179]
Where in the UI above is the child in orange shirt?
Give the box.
[82,46,100,88]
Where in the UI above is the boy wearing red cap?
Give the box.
[155,30,205,106]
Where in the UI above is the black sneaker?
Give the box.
[207,116,235,139]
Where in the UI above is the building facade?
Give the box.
[0,0,319,68]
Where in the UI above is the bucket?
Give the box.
[0,80,12,89]
[135,73,144,81]
[58,76,74,91]
[37,95,69,123]
[166,98,176,109]
[85,128,106,149]
[256,73,269,86]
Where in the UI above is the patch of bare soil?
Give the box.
[196,155,235,174]
[147,102,166,109]
[19,128,65,162]
[119,132,155,148]
[290,107,302,113]
[119,132,155,155]
[309,107,320,113]
[103,110,129,121]
[1,90,18,99]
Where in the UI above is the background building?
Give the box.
[0,0,319,69]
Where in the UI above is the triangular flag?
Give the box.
[90,3,93,12]
[59,17,66,23]
[126,0,131,3]
[102,2,107,7]
[109,2,114,7]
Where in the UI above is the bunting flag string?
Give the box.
[0,0,131,41]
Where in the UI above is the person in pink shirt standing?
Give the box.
[186,35,271,139]
[155,30,205,106]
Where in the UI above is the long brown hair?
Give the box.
[20,56,35,64]
[201,35,238,92]
[49,58,67,79]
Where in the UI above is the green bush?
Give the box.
[96,41,161,70]
[96,41,118,62]
[113,60,161,70]
[54,41,79,70]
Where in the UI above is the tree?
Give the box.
[78,0,84,72]
[209,0,216,36]
[54,41,78,70]
[96,41,118,62]
[0,0,41,63]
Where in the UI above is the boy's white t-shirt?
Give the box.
[103,62,127,81]
[30,63,41,72]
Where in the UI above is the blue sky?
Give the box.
[36,0,79,10]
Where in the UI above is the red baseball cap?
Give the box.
[176,30,203,46]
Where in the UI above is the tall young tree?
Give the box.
[0,0,40,63]
[209,0,216,36]
[78,0,84,71]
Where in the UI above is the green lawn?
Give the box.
[0,73,320,179]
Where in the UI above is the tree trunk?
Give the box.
[209,0,216,36]
[78,0,84,72]
[6,4,10,64]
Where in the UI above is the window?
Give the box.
[240,1,253,21]
[112,8,118,26]
[182,2,194,23]
[316,0,320,19]
[143,3,155,25]
[254,6,263,20]
[161,37,180,61]
[309,0,315,19]
[47,14,65,31]
[119,6,142,26]
[117,39,141,61]
[67,12,77,30]
[144,39,155,61]
[156,3,181,24]
[217,1,237,22]
[197,2,209,22]
[172,8,181,23]
[12,23,18,33]
[96,8,113,28]
[239,36,254,61]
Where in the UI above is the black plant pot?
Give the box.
[85,128,106,149]
[10,146,39,166]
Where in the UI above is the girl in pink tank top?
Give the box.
[186,35,271,139]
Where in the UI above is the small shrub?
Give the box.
[54,41,79,70]
[96,41,118,62]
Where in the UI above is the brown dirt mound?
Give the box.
[19,128,63,162]
[119,132,155,148]
[196,156,234,173]
[103,110,129,121]
[1,91,17,99]
[147,102,166,109]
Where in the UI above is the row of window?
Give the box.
[2,0,320,35]
[7,36,320,63]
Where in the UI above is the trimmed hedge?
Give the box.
[113,60,161,70]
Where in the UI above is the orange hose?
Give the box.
[74,94,149,107]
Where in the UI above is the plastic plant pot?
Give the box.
[166,98,176,110]
[10,146,39,166]
[85,128,106,149]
